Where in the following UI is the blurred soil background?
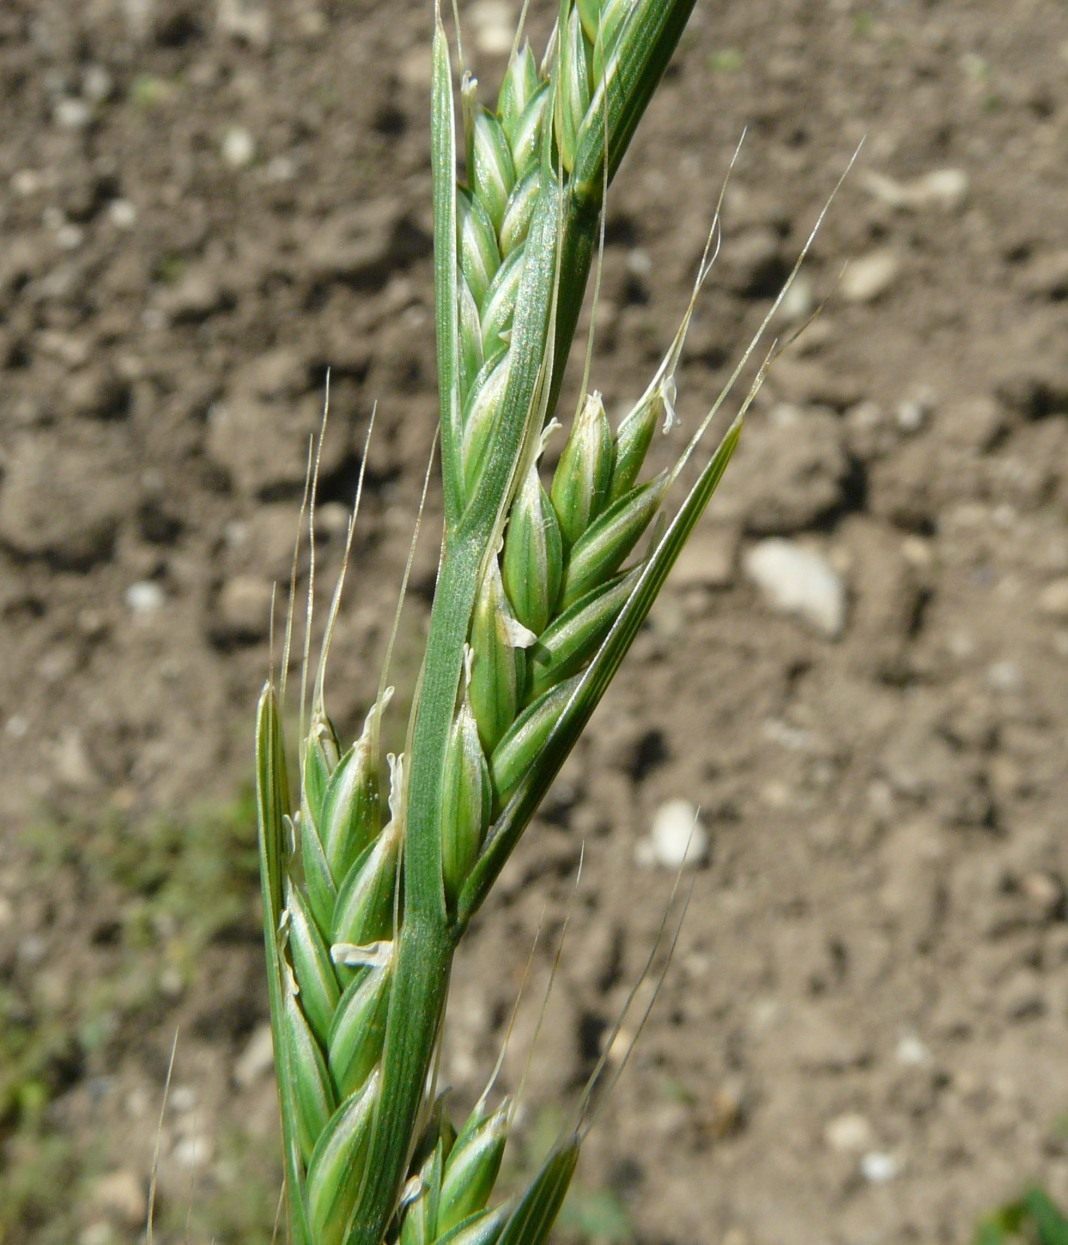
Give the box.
[2,1,1068,1242]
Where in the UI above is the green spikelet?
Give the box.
[320,691,390,884]
[527,568,640,700]
[561,472,668,607]
[306,1071,381,1245]
[490,674,582,805]
[498,43,540,141]
[469,561,530,754]
[470,108,516,233]
[609,381,672,503]
[331,796,403,952]
[502,466,564,635]
[437,1100,511,1234]
[551,391,616,548]
[459,190,502,307]
[286,883,341,1048]
[327,962,392,1098]
[555,5,592,173]
[461,352,512,495]
[497,1137,580,1245]
[441,701,492,906]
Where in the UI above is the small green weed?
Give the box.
[976,1188,1068,1245]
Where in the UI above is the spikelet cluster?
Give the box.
[441,0,679,910]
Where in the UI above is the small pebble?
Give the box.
[842,249,901,303]
[90,1169,146,1227]
[825,1112,874,1153]
[54,97,92,130]
[863,167,969,213]
[636,799,710,870]
[83,65,114,103]
[234,1022,275,1088]
[221,126,256,168]
[860,1151,900,1184]
[108,199,138,228]
[1039,578,1068,620]
[468,0,514,55]
[744,539,847,638]
[895,1033,931,1067]
[125,580,165,614]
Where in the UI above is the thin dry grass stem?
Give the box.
[507,843,585,1126]
[280,436,317,704]
[314,402,379,718]
[475,906,546,1115]
[666,140,864,496]
[298,373,332,767]
[270,1182,287,1245]
[145,1027,180,1245]
[377,432,439,709]
[568,852,695,1143]
[575,107,608,404]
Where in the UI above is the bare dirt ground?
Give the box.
[3,2,1068,1243]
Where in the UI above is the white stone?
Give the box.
[1039,578,1068,620]
[468,0,514,55]
[55,97,92,130]
[221,126,256,168]
[744,539,847,638]
[824,1112,873,1153]
[125,580,165,613]
[234,1022,275,1087]
[83,65,114,103]
[108,199,137,228]
[863,167,969,212]
[842,249,900,303]
[860,1151,900,1183]
[637,799,710,870]
[895,1033,930,1066]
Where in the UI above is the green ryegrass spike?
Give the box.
[572,0,699,208]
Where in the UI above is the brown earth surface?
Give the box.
[3,1,1068,1243]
